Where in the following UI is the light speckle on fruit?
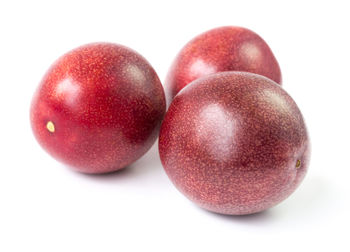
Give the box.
[165,26,282,104]
[159,72,310,215]
[30,43,166,174]
[46,121,55,133]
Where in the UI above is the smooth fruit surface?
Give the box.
[31,43,166,174]
[159,72,309,215]
[165,26,282,103]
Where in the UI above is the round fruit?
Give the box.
[159,72,309,215]
[31,43,166,174]
[165,26,282,104]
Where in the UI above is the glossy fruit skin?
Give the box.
[165,26,282,104]
[31,43,166,174]
[159,72,309,215]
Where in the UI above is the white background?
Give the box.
[0,0,349,251]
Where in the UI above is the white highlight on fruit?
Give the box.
[55,78,81,106]
[123,64,153,96]
[125,65,147,86]
[262,89,291,115]
[189,59,217,79]
[239,42,262,63]
[195,104,235,161]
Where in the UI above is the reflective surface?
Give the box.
[165,26,282,104]
[31,43,166,174]
[159,72,310,215]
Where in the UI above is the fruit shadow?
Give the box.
[204,207,274,225]
[203,176,330,226]
[80,141,163,182]
[274,175,333,217]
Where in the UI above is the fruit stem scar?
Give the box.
[296,159,301,168]
[46,121,55,133]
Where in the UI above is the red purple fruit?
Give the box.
[31,43,165,174]
[159,72,309,215]
[165,26,282,103]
